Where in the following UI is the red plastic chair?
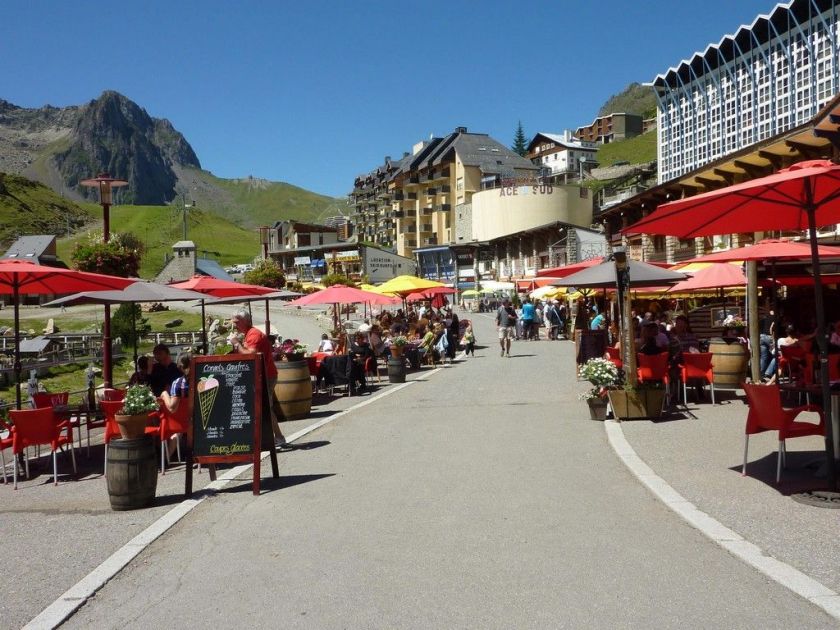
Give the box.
[102,388,126,402]
[9,407,76,488]
[742,383,824,483]
[830,355,840,382]
[679,353,715,404]
[637,352,670,386]
[779,344,806,382]
[605,346,623,370]
[0,418,15,484]
[155,400,191,474]
[30,391,81,450]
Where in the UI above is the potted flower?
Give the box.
[608,380,666,421]
[115,384,159,439]
[578,357,619,421]
[390,335,408,358]
[279,339,308,362]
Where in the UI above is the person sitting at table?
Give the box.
[348,332,372,392]
[317,333,334,354]
[418,324,438,362]
[150,344,181,397]
[129,355,152,387]
[369,324,386,357]
[636,321,669,356]
[333,332,348,356]
[160,353,191,413]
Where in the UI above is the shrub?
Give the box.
[321,273,356,288]
[243,258,285,288]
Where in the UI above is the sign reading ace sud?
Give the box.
[186,353,279,496]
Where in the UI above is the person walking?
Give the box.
[230,308,289,449]
[495,298,517,357]
[520,298,535,340]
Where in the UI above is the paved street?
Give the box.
[42,314,837,627]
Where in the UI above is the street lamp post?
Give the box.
[80,173,128,388]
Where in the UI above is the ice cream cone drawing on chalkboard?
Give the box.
[197,375,220,430]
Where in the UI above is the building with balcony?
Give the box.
[267,220,340,253]
[526,131,599,181]
[650,0,840,184]
[352,127,539,261]
[574,113,644,144]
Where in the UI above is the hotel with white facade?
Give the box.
[650,0,840,184]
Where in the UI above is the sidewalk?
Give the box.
[618,389,840,593]
[0,307,425,629]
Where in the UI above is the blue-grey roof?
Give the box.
[20,336,52,353]
[196,259,234,281]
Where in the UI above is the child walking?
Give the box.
[462,324,476,357]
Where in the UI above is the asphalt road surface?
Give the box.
[62,313,835,629]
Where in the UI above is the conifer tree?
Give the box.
[512,121,528,157]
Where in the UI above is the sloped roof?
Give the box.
[446,133,539,174]
[527,132,598,153]
[196,258,234,281]
[3,235,66,267]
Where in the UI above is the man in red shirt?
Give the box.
[231,308,289,449]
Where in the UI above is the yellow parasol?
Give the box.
[375,275,445,296]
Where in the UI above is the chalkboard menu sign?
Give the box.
[185,353,279,496]
[193,357,256,457]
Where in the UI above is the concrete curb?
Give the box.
[604,418,840,621]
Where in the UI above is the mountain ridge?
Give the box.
[0,91,342,226]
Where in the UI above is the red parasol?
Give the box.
[286,284,399,332]
[405,292,427,303]
[0,259,135,408]
[168,275,276,298]
[287,284,399,307]
[679,238,840,264]
[421,286,456,297]
[624,159,840,493]
[667,263,747,293]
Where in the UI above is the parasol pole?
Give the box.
[13,280,21,409]
[201,299,208,355]
[805,187,836,491]
[747,261,760,383]
[132,303,138,372]
[264,298,271,344]
[770,260,780,382]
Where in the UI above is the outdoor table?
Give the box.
[404,343,421,369]
[307,352,330,376]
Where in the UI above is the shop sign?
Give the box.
[293,256,311,265]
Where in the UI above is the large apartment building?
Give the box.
[574,113,643,144]
[651,0,840,183]
[351,127,538,258]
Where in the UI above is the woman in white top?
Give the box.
[316,333,334,354]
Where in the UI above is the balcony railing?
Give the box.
[424,237,438,245]
[394,210,405,218]
[421,206,433,215]
[393,191,405,201]
[441,184,451,193]
[420,224,433,233]
[405,225,417,233]
[408,175,420,184]
[426,188,438,196]
[434,203,451,213]
[407,192,417,200]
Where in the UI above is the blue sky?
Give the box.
[2,0,778,197]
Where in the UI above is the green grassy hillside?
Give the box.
[595,130,657,167]
[0,173,94,246]
[56,205,258,279]
[188,168,345,228]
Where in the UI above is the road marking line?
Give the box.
[604,419,840,620]
[25,368,438,629]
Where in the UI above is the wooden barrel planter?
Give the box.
[387,357,406,383]
[708,337,748,389]
[106,436,158,511]
[274,360,312,420]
